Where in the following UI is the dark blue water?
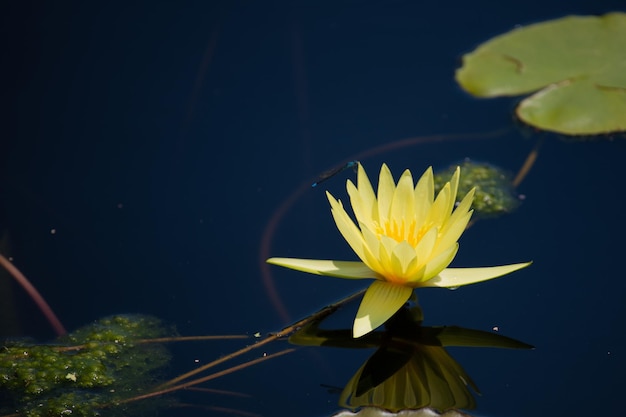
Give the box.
[2,1,625,416]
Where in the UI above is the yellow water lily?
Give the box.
[267,163,531,338]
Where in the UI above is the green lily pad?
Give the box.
[455,12,626,136]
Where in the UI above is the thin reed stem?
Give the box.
[118,348,295,404]
[158,288,366,389]
[54,334,250,352]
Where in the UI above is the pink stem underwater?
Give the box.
[0,254,67,336]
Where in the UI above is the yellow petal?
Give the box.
[346,181,366,220]
[414,226,437,263]
[360,222,381,259]
[443,187,475,234]
[414,167,434,227]
[422,262,532,288]
[390,169,415,226]
[452,186,476,217]
[432,210,472,258]
[266,258,378,279]
[327,192,369,261]
[379,235,398,261]
[347,165,378,231]
[429,182,452,227]
[446,166,461,215]
[361,247,386,276]
[406,263,426,284]
[377,236,394,276]
[353,281,414,338]
[390,241,418,278]
[377,164,396,227]
[422,243,459,281]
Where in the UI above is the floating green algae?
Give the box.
[1,315,173,417]
[434,160,520,218]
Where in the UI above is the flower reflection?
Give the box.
[268,163,531,337]
[290,304,533,413]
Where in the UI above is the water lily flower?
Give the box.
[267,163,531,338]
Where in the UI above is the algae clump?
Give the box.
[1,315,173,417]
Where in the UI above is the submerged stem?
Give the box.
[158,288,366,389]
[54,334,250,352]
[142,335,249,343]
[0,254,66,336]
[120,348,295,405]
[513,138,543,188]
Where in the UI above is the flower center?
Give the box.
[376,218,427,247]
